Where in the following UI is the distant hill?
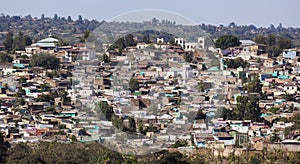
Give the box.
[1,14,300,47]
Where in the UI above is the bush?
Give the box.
[29,54,60,69]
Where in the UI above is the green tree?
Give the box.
[29,54,60,69]
[253,35,267,44]
[3,32,14,52]
[215,35,241,49]
[0,132,10,163]
[98,101,114,121]
[243,75,262,93]
[129,78,139,92]
[128,117,136,132]
[170,139,188,148]
[100,54,110,63]
[195,110,206,120]
[184,53,193,63]
[0,53,13,63]
[197,80,204,92]
[223,57,247,69]
[13,32,32,51]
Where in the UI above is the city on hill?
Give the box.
[0,14,300,163]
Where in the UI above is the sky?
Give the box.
[0,0,299,27]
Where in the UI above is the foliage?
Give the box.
[100,54,110,63]
[109,34,136,54]
[79,30,90,43]
[268,107,280,114]
[14,89,26,97]
[129,78,140,92]
[197,81,204,92]
[97,101,114,121]
[3,31,32,52]
[270,132,281,143]
[215,35,240,49]
[3,32,14,52]
[0,133,10,163]
[128,117,136,132]
[184,53,193,63]
[170,139,189,148]
[0,53,13,63]
[284,114,300,136]
[6,142,123,164]
[253,34,291,57]
[223,57,247,69]
[249,153,262,164]
[35,94,55,102]
[5,141,300,163]
[29,54,60,69]
[14,98,25,106]
[221,95,262,122]
[243,75,262,93]
[195,110,206,120]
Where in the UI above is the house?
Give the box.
[26,37,58,55]
[283,83,298,95]
[283,49,299,59]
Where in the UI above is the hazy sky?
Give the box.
[1,0,299,27]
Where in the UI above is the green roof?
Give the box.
[278,75,289,79]
[31,37,58,48]
[207,67,220,72]
[38,37,58,43]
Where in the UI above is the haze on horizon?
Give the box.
[1,0,299,28]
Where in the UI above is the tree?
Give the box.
[3,32,13,52]
[29,54,60,69]
[100,54,110,63]
[267,34,276,46]
[195,110,206,120]
[13,32,32,51]
[184,53,193,63]
[170,139,188,148]
[67,16,72,22]
[0,132,10,163]
[0,53,13,63]
[197,81,204,92]
[253,35,266,44]
[78,15,83,24]
[129,78,139,92]
[128,117,136,132]
[215,35,241,49]
[243,74,262,93]
[53,14,58,20]
[221,95,262,122]
[223,57,247,69]
[41,14,45,20]
[98,101,114,121]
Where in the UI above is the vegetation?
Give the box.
[215,35,241,49]
[223,57,247,69]
[195,110,206,120]
[243,75,262,93]
[170,139,189,148]
[129,78,140,92]
[184,53,193,63]
[4,141,300,163]
[254,34,291,57]
[221,95,262,122]
[97,101,114,121]
[0,53,13,63]
[29,54,60,69]
[100,54,110,63]
[109,34,136,54]
[284,114,300,136]
[0,133,10,163]
[3,31,32,52]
